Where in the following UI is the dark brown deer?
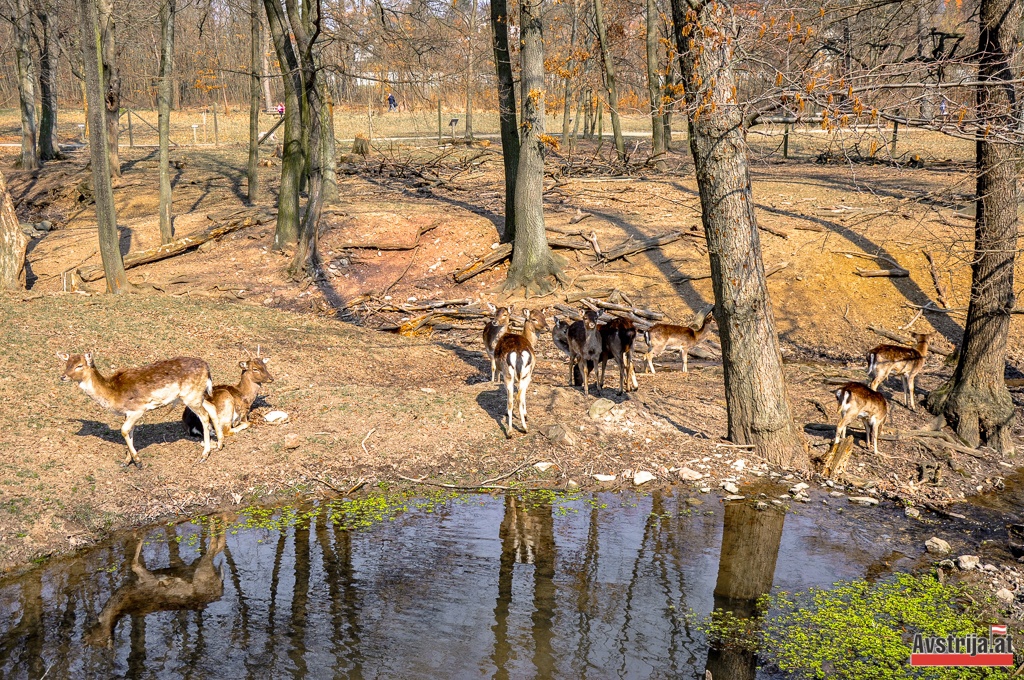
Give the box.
[483,305,512,382]
[599,316,639,394]
[495,309,548,433]
[183,351,274,443]
[834,382,888,454]
[642,306,715,373]
[567,310,602,396]
[57,353,218,468]
[867,332,932,410]
[552,315,590,386]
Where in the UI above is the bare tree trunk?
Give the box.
[560,0,578,148]
[37,7,59,161]
[9,0,38,170]
[593,0,624,161]
[490,0,520,243]
[261,18,273,111]
[927,0,1019,454]
[645,0,665,165]
[0,169,27,290]
[322,89,338,203]
[670,0,805,467]
[97,0,120,177]
[247,0,260,204]
[504,0,564,295]
[158,0,176,245]
[464,0,476,141]
[79,0,127,293]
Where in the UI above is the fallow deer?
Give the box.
[567,310,603,396]
[867,331,932,410]
[495,309,548,433]
[57,353,219,468]
[483,304,512,382]
[642,306,715,374]
[183,350,274,443]
[599,316,639,394]
[834,381,888,454]
[552,316,590,386]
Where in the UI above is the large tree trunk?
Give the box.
[247,0,260,205]
[261,18,273,111]
[158,0,176,245]
[0,169,27,290]
[97,0,120,177]
[37,7,59,161]
[927,0,1019,454]
[321,89,338,203]
[670,0,805,467]
[10,0,38,170]
[593,0,624,162]
[490,0,520,243]
[464,0,477,141]
[560,0,578,148]
[504,0,564,296]
[645,0,665,165]
[79,0,127,293]
[263,0,304,250]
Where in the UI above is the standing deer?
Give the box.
[483,305,512,382]
[552,316,590,386]
[183,350,274,443]
[834,382,888,454]
[495,309,548,433]
[599,316,639,394]
[642,306,715,373]
[567,310,603,396]
[58,353,219,468]
[867,332,932,410]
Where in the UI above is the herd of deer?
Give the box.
[54,304,931,468]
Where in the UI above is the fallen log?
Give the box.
[856,267,909,278]
[765,261,791,278]
[77,210,268,282]
[341,220,440,251]
[603,231,683,262]
[453,237,590,283]
[867,325,952,356]
[758,223,790,239]
[822,436,854,478]
[565,288,613,303]
[591,299,665,320]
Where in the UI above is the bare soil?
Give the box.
[1,122,1022,574]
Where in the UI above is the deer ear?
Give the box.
[56,352,69,361]
[261,357,269,364]
[239,361,248,370]
[486,302,496,313]
[84,353,93,367]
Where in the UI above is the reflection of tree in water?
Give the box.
[706,501,786,680]
[0,567,45,678]
[491,494,556,679]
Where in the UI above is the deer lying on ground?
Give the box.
[495,309,548,433]
[599,316,639,394]
[567,310,603,396]
[867,331,932,410]
[642,306,715,374]
[483,305,512,382]
[183,351,274,443]
[834,382,888,454]
[58,353,218,468]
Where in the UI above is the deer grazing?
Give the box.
[867,331,932,410]
[57,353,219,468]
[483,304,512,382]
[495,308,548,433]
[834,382,888,454]
[183,349,274,443]
[567,310,603,396]
[599,316,639,394]
[642,305,715,374]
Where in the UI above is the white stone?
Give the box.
[593,474,617,483]
[722,482,740,494]
[633,471,656,486]
[678,467,704,481]
[995,588,1015,605]
[589,398,616,420]
[957,555,980,571]
[848,496,879,506]
[925,537,952,555]
[264,410,289,424]
[533,462,557,472]
[790,482,810,494]
[723,495,745,501]
[905,507,921,519]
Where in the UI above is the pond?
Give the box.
[0,484,1003,679]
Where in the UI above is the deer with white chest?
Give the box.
[867,332,932,410]
[483,305,512,382]
[834,382,888,454]
[57,353,219,468]
[495,309,548,433]
[183,351,274,443]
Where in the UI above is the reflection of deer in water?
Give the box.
[86,529,226,648]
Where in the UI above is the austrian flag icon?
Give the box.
[991,625,1008,636]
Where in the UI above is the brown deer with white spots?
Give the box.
[495,309,548,434]
[641,306,715,374]
[867,332,932,410]
[483,305,512,382]
[834,382,888,454]
[183,351,274,443]
[57,353,218,468]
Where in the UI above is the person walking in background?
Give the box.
[277,102,285,117]
[387,92,398,112]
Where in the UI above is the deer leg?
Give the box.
[120,411,144,468]
[581,360,590,397]
[682,349,689,373]
[519,373,532,432]
[188,400,215,460]
[868,368,885,392]
[834,410,857,445]
[907,374,917,410]
[490,356,497,383]
[628,351,638,390]
[503,373,515,434]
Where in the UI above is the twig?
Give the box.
[833,250,903,269]
[361,428,376,454]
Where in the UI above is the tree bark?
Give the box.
[593,0,624,161]
[490,0,520,243]
[79,0,127,293]
[464,0,477,141]
[247,0,260,204]
[927,0,1019,454]
[158,0,176,245]
[97,0,120,177]
[645,0,665,165]
[321,89,338,203]
[560,0,578,148]
[37,6,59,161]
[670,0,805,467]
[10,0,38,170]
[504,0,564,295]
[261,17,273,111]
[0,169,27,290]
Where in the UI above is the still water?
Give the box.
[0,488,942,679]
